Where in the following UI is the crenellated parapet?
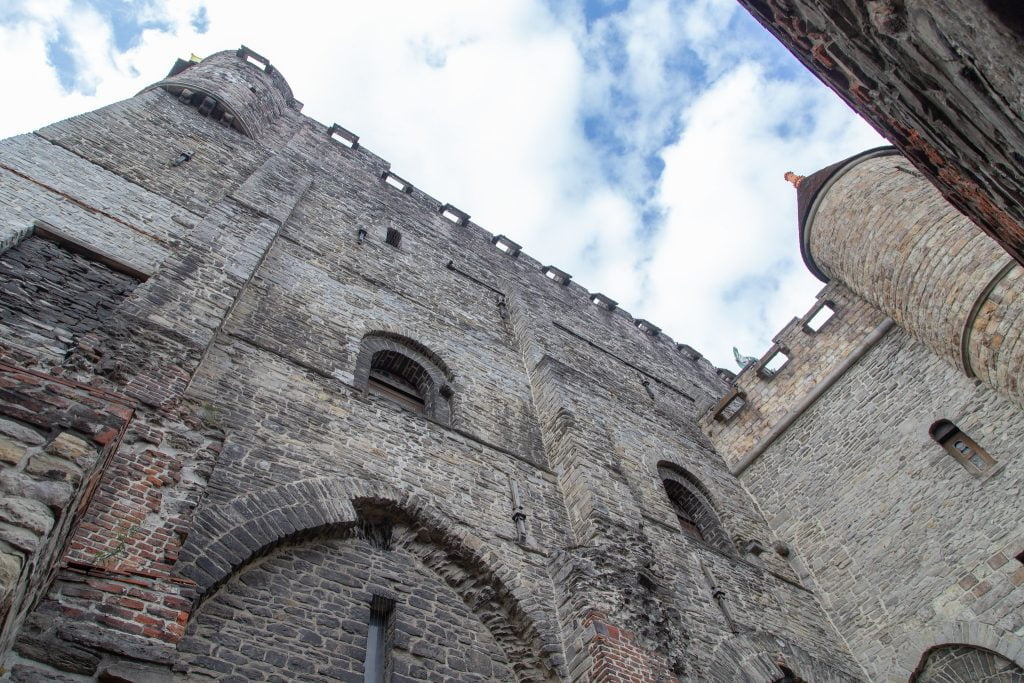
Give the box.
[699,281,888,472]
[143,46,298,139]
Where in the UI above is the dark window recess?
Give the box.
[929,420,997,475]
[385,228,402,248]
[363,595,394,683]
[1015,549,1024,565]
[368,368,424,413]
[674,507,704,542]
[642,379,656,400]
[659,463,735,554]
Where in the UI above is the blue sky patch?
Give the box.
[581,0,630,27]
[45,25,80,93]
[192,6,210,34]
[85,0,171,52]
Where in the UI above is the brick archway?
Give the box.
[174,476,562,680]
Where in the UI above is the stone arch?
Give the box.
[174,476,561,681]
[657,461,735,554]
[354,331,455,425]
[707,631,862,682]
[891,621,1024,680]
[912,644,1024,681]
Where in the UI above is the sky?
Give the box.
[0,0,884,369]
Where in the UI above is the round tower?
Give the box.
[141,46,298,139]
[799,147,1024,407]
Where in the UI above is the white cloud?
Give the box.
[0,0,886,369]
[641,62,883,366]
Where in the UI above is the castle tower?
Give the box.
[798,147,1024,409]
[0,47,863,681]
[701,149,1024,680]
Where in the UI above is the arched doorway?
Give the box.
[178,524,517,681]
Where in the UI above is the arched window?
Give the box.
[929,420,996,476]
[355,333,454,425]
[368,350,429,414]
[658,463,734,554]
[912,644,1024,681]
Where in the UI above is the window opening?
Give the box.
[634,319,660,337]
[642,378,656,400]
[368,367,425,414]
[804,301,836,332]
[757,346,790,379]
[591,293,617,311]
[237,45,272,72]
[929,420,997,475]
[381,170,413,193]
[385,228,402,248]
[677,344,702,361]
[439,203,470,226]
[541,265,571,285]
[711,388,746,422]
[673,505,704,541]
[328,123,359,149]
[1015,549,1024,565]
[491,235,521,257]
[364,595,394,683]
[659,463,735,555]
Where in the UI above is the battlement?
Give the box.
[144,46,298,139]
[207,54,723,383]
[699,281,889,471]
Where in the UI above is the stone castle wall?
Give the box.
[731,326,1024,680]
[0,47,860,681]
[802,152,1024,409]
[703,149,1024,679]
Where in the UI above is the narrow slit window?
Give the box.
[804,301,836,333]
[364,595,394,683]
[385,228,402,248]
[929,420,997,475]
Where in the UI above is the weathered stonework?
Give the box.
[705,148,1024,681]
[0,48,862,681]
[736,0,1024,266]
[0,39,1021,682]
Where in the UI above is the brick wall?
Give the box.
[0,364,133,663]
